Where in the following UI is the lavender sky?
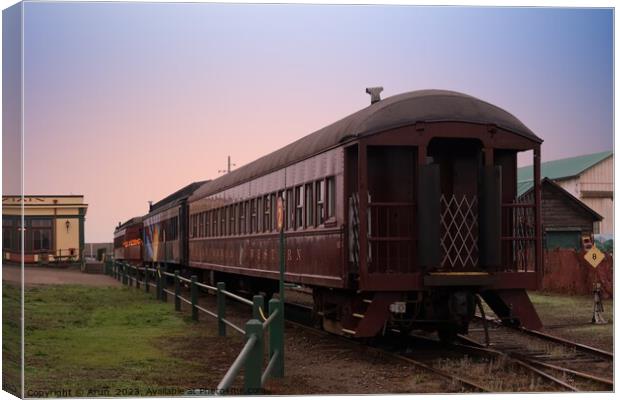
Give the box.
[11,3,615,242]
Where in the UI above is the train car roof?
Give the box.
[114,216,144,233]
[190,89,541,201]
[147,180,209,215]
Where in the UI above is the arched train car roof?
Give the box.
[190,89,541,201]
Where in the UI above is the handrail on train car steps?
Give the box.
[108,260,285,393]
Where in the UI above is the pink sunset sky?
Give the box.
[3,4,613,243]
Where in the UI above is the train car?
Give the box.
[113,216,144,264]
[186,89,544,340]
[143,181,207,268]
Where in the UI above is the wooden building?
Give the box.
[519,178,602,250]
[518,150,613,235]
[2,195,88,263]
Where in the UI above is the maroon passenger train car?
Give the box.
[142,181,207,268]
[187,89,544,339]
[113,216,144,264]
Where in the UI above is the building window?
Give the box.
[3,228,12,250]
[326,176,336,219]
[295,186,304,229]
[2,218,14,250]
[30,219,52,251]
[305,183,314,228]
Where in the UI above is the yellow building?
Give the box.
[2,195,88,263]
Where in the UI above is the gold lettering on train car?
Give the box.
[296,248,302,261]
[287,249,293,262]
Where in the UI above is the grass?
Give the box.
[3,282,22,396]
[528,291,613,351]
[16,284,243,397]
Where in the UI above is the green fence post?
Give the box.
[268,298,284,378]
[244,319,264,394]
[252,295,264,320]
[145,268,149,293]
[116,262,120,281]
[156,269,161,300]
[136,267,140,289]
[217,282,226,336]
[191,275,199,321]
[160,271,167,302]
[174,270,181,312]
[129,265,133,288]
[123,263,128,285]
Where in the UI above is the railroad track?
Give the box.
[284,305,491,393]
[287,302,614,392]
[461,316,613,391]
[151,277,613,393]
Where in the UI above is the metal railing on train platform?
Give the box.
[105,259,284,394]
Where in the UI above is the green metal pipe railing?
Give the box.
[109,260,285,394]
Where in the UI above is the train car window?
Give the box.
[205,211,210,237]
[263,195,271,232]
[257,197,263,233]
[251,199,257,233]
[239,202,245,234]
[191,214,197,238]
[286,189,294,230]
[305,183,314,228]
[326,176,336,219]
[316,180,325,225]
[271,193,277,231]
[221,207,227,236]
[198,212,204,238]
[245,200,250,234]
[295,186,304,229]
[230,205,236,235]
[212,209,218,237]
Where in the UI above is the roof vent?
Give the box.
[365,87,384,104]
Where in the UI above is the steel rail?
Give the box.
[284,317,490,392]
[521,358,614,387]
[457,336,580,392]
[519,327,614,360]
[474,315,613,360]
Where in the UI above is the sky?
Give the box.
[4,3,614,242]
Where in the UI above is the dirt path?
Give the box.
[2,264,120,287]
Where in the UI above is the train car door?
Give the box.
[357,144,418,291]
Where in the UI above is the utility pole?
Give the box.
[218,156,236,174]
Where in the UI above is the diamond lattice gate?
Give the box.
[440,194,479,270]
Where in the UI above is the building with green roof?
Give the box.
[518,150,613,236]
